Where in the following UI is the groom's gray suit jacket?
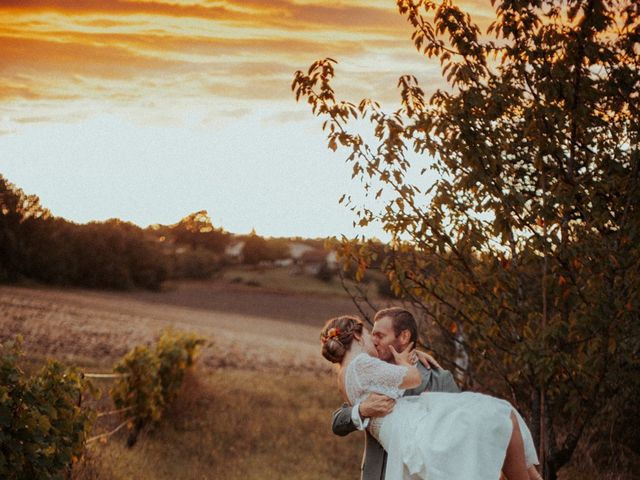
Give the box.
[332,363,460,480]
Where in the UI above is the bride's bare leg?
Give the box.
[527,465,543,480]
[502,465,542,480]
[501,412,529,480]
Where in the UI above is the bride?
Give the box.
[320,315,541,480]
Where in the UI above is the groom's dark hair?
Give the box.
[374,307,418,345]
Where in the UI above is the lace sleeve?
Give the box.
[345,353,408,404]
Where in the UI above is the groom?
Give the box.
[331,307,460,480]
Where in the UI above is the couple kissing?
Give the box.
[320,307,542,480]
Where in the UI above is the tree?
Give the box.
[293,1,639,478]
[0,175,51,281]
[241,230,271,265]
[0,174,167,290]
[170,210,229,254]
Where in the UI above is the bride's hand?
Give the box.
[389,342,415,366]
[416,351,441,370]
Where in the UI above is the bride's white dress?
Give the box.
[345,352,539,480]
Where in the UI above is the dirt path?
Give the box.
[0,283,364,372]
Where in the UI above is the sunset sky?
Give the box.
[0,0,492,238]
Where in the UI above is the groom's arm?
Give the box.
[332,394,396,436]
[405,362,460,396]
[332,403,358,436]
[428,366,460,393]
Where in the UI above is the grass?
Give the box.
[221,266,351,297]
[8,284,632,480]
[77,368,619,480]
[220,265,387,300]
[20,355,636,480]
[76,367,362,480]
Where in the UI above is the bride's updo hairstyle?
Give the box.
[320,315,364,364]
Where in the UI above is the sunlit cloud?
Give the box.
[0,0,495,128]
[0,116,18,136]
[1,0,410,33]
[0,0,495,236]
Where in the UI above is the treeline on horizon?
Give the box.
[0,175,325,291]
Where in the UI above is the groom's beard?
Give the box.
[376,347,394,363]
[377,342,409,364]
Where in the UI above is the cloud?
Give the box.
[266,108,315,124]
[0,116,17,136]
[218,107,252,119]
[0,0,495,127]
[0,0,237,23]
[0,0,411,33]
[14,115,54,124]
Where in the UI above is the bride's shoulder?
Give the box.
[348,352,381,371]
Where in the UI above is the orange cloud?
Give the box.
[1,1,236,22]
[0,0,495,126]
[0,0,409,33]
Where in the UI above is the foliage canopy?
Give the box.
[293,0,639,478]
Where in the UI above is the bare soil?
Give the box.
[0,281,363,372]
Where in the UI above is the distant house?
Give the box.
[273,258,294,267]
[325,250,339,269]
[291,248,330,275]
[224,240,245,262]
[223,238,337,272]
[288,242,315,260]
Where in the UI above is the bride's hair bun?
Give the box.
[320,315,364,364]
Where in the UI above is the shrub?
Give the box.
[156,331,206,405]
[109,332,206,446]
[169,247,221,279]
[0,338,94,479]
[315,261,335,282]
[110,346,163,427]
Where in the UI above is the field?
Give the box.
[0,279,370,479]
[75,369,362,480]
[0,279,615,480]
[0,277,370,370]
